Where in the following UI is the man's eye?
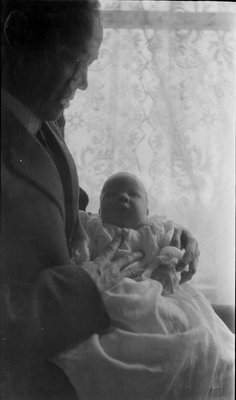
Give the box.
[67,55,81,67]
[68,56,78,66]
[61,49,79,67]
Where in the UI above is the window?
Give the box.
[65,1,236,304]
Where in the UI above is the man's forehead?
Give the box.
[62,36,100,67]
[66,20,102,59]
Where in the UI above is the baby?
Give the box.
[99,170,149,229]
[74,171,184,295]
[54,172,234,400]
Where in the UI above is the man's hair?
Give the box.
[1,0,100,54]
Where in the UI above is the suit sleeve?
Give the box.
[1,263,110,359]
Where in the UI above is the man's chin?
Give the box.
[39,107,64,122]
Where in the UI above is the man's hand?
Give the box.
[80,235,145,292]
[170,226,200,283]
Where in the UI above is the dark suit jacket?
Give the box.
[1,108,110,400]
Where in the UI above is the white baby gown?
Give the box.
[53,212,234,400]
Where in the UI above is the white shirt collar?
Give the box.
[1,88,41,135]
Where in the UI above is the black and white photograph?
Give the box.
[1,1,235,399]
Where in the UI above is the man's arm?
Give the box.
[1,264,110,359]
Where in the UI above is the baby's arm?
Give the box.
[149,216,199,284]
[144,241,184,295]
[150,247,184,295]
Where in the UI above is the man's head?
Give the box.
[1,0,103,121]
[100,172,149,229]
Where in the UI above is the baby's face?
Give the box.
[100,173,149,228]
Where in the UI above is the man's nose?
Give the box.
[72,68,88,91]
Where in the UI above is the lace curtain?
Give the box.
[64,1,236,305]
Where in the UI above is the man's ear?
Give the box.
[3,10,33,54]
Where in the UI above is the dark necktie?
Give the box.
[36,124,67,186]
[36,123,74,245]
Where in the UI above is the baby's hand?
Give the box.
[144,246,185,295]
[170,226,200,283]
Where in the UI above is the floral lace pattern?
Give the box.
[64,1,235,304]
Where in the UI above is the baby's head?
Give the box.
[99,172,149,229]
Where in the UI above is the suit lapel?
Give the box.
[2,109,65,220]
[43,121,79,243]
[2,109,80,246]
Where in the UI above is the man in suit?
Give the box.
[1,1,199,399]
